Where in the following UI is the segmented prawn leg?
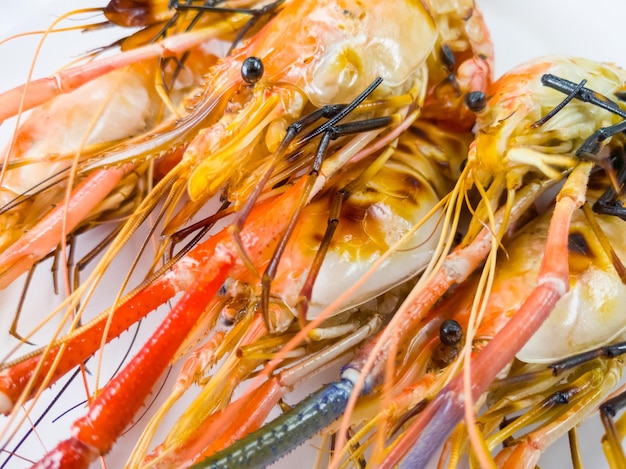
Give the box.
[480,342,626,467]
[196,177,554,468]
[541,73,626,193]
[0,17,252,123]
[332,194,626,468]
[25,178,316,467]
[28,259,233,467]
[382,162,593,469]
[600,383,626,465]
[144,315,383,468]
[0,46,221,288]
[0,164,133,289]
[492,360,622,469]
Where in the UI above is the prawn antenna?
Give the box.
[541,74,626,118]
[174,0,285,53]
[540,73,626,156]
[297,77,384,144]
[532,79,587,128]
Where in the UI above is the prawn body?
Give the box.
[182,0,439,204]
[517,207,626,363]
[377,56,626,467]
[0,0,476,288]
[0,30,218,288]
[273,124,463,320]
[0,64,161,284]
[470,56,625,190]
[204,180,626,468]
[131,121,471,467]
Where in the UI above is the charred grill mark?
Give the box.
[568,232,592,257]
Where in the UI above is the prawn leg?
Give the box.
[27,178,315,467]
[0,172,312,415]
[385,162,593,469]
[0,165,133,289]
[147,315,382,468]
[600,391,626,466]
[196,378,355,468]
[495,369,618,469]
[0,18,252,123]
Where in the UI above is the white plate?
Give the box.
[0,1,625,468]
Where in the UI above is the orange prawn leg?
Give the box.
[383,162,593,469]
[493,362,621,469]
[0,177,306,414]
[0,164,133,288]
[32,257,233,468]
[0,22,245,124]
[142,377,285,467]
[0,267,181,413]
[170,378,285,467]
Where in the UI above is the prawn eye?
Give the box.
[241,56,264,84]
[465,91,486,112]
[439,319,463,346]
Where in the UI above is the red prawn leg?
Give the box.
[26,178,309,467]
[31,255,233,469]
[0,164,133,289]
[0,270,179,412]
[0,178,306,414]
[381,163,593,469]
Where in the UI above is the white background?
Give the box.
[1,1,626,468]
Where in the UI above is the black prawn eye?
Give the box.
[439,319,463,346]
[241,56,264,84]
[465,91,486,113]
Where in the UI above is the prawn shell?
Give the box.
[472,56,626,185]
[283,155,444,320]
[248,0,438,105]
[517,209,626,363]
